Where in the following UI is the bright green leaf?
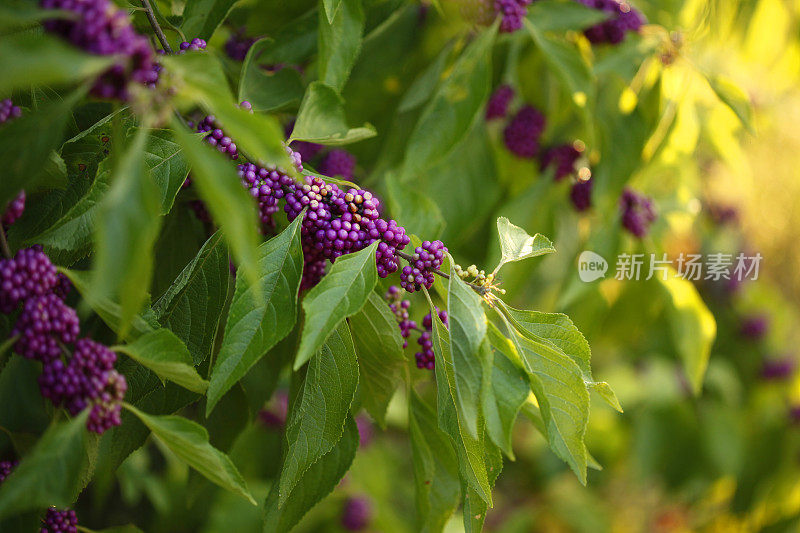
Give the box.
[238,38,305,112]
[318,0,364,92]
[494,217,556,275]
[290,81,376,145]
[143,129,191,214]
[180,0,237,41]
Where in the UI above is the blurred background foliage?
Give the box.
[58,0,800,531]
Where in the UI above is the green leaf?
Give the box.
[0,33,112,95]
[422,289,492,506]
[238,38,305,112]
[493,217,556,274]
[143,129,191,214]
[0,2,67,32]
[278,323,359,506]
[401,24,496,179]
[294,240,379,369]
[398,42,453,113]
[114,329,208,394]
[386,176,445,240]
[0,412,91,520]
[263,415,358,533]
[180,0,237,40]
[483,328,529,459]
[525,0,610,32]
[462,442,502,533]
[125,405,256,505]
[496,306,590,484]
[289,81,377,145]
[152,231,230,365]
[657,271,717,395]
[322,0,343,23]
[588,381,623,413]
[409,392,460,533]
[93,128,162,340]
[207,216,304,414]
[447,266,490,439]
[318,0,364,92]
[0,88,78,207]
[525,18,594,107]
[0,357,50,438]
[171,118,262,292]
[706,73,755,134]
[348,291,405,427]
[165,53,294,172]
[61,269,158,341]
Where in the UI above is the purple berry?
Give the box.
[0,99,22,124]
[494,0,532,33]
[399,240,446,293]
[541,143,582,181]
[504,105,546,158]
[486,84,514,120]
[570,178,593,212]
[762,357,795,380]
[225,29,256,61]
[86,369,127,434]
[319,149,357,179]
[0,246,59,313]
[356,415,374,447]
[2,190,26,227]
[41,507,77,533]
[258,391,289,429]
[620,188,656,237]
[0,460,17,483]
[341,497,372,531]
[740,314,768,340]
[40,0,155,100]
[13,294,80,361]
[577,0,645,45]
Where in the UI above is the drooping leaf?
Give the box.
[294,240,379,369]
[238,38,305,112]
[92,128,162,340]
[401,24,496,180]
[289,81,376,145]
[658,270,717,395]
[462,441,502,533]
[125,405,256,505]
[322,0,343,22]
[152,231,230,365]
[207,215,303,414]
[398,42,454,113]
[494,216,555,274]
[318,0,364,92]
[180,0,237,41]
[278,323,359,506]
[0,357,50,439]
[705,73,755,134]
[422,288,492,505]
[113,329,208,394]
[447,265,490,439]
[526,0,610,32]
[0,412,91,520]
[171,118,262,291]
[0,33,112,95]
[0,87,79,207]
[263,415,358,532]
[143,129,191,214]
[348,291,405,427]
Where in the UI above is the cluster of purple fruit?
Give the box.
[577,0,645,45]
[494,0,533,33]
[0,98,22,124]
[504,105,547,159]
[225,29,256,61]
[0,459,17,483]
[0,101,25,227]
[399,240,447,293]
[40,0,156,100]
[0,203,127,433]
[620,188,656,237]
[41,507,78,533]
[416,308,449,370]
[196,100,250,160]
[341,496,373,531]
[385,286,416,348]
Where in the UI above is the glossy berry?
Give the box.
[2,190,26,227]
[41,507,77,533]
[494,0,532,33]
[0,460,17,483]
[504,105,546,158]
[385,286,417,348]
[541,144,582,181]
[578,0,645,45]
[40,0,156,100]
[86,370,127,434]
[0,99,22,124]
[319,149,357,179]
[341,496,372,531]
[399,240,447,293]
[620,188,656,237]
[13,294,80,361]
[486,84,514,120]
[0,246,59,313]
[570,178,593,212]
[179,38,207,52]
[196,101,252,160]
[416,308,448,369]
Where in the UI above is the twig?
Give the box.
[0,225,11,259]
[140,0,172,54]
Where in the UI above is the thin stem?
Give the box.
[0,225,11,259]
[140,0,172,54]
[395,250,489,295]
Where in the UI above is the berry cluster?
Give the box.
[319,149,357,179]
[341,496,373,531]
[225,29,256,61]
[399,240,447,293]
[504,105,546,158]
[179,38,207,52]
[0,459,17,483]
[486,84,515,120]
[762,357,796,381]
[541,143,583,181]
[2,191,26,227]
[0,98,21,124]
[0,246,125,434]
[740,314,768,340]
[416,308,448,369]
[494,0,533,33]
[385,286,416,348]
[620,188,656,237]
[577,0,645,45]
[570,178,593,212]
[194,100,253,161]
[41,507,78,533]
[40,0,156,100]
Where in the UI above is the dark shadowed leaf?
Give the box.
[143,129,191,214]
[238,38,305,112]
[180,0,237,40]
[290,82,376,145]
